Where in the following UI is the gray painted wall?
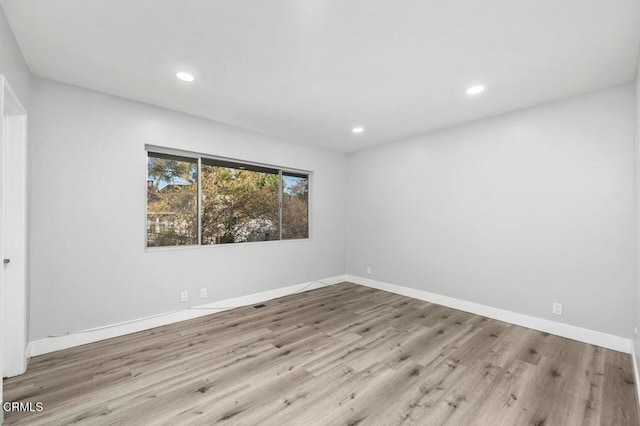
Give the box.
[29,77,347,340]
[347,84,635,337]
[0,4,29,109]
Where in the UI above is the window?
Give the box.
[147,153,198,247]
[201,159,280,244]
[146,149,309,247]
[282,173,309,240]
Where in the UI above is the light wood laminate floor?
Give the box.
[4,283,639,425]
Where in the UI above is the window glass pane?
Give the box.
[201,164,279,244]
[282,173,309,240]
[147,153,198,247]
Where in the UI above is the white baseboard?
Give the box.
[30,274,630,357]
[631,342,640,413]
[347,275,631,353]
[29,275,347,357]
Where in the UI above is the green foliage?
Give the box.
[201,166,279,244]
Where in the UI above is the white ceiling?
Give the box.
[2,0,640,152]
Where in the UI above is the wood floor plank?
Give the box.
[4,283,638,425]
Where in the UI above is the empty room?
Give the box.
[1,0,640,425]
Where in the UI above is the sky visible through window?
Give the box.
[283,175,299,194]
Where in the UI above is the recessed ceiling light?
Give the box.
[176,72,195,82]
[352,127,364,134]
[466,85,485,95]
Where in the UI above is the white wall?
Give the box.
[29,77,347,341]
[348,84,635,338]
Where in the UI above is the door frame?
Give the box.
[1,75,28,384]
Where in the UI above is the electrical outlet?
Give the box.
[181,291,188,302]
[366,266,372,275]
[634,326,638,337]
[552,303,563,316]
[200,288,207,299]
